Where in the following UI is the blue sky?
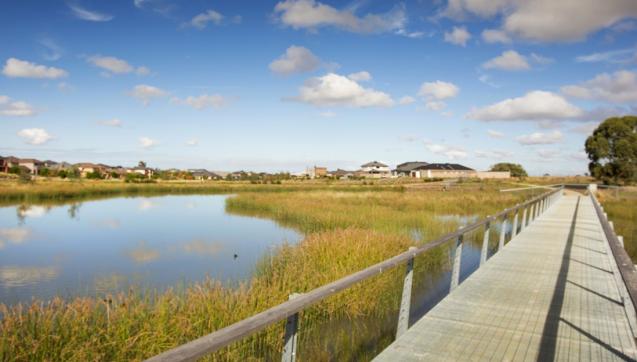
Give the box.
[1,0,636,175]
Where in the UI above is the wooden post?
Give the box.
[610,221,614,231]
[619,236,625,248]
[521,207,528,231]
[499,216,508,251]
[529,203,535,223]
[396,247,416,338]
[512,209,519,238]
[480,220,490,267]
[282,293,301,362]
[450,231,463,292]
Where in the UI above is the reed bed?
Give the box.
[598,188,637,262]
[1,184,534,361]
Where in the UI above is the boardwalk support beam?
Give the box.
[396,247,417,338]
[282,293,301,362]
[499,216,508,251]
[480,220,490,267]
[450,230,464,291]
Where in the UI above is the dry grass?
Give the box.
[598,188,637,262]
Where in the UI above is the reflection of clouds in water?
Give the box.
[0,266,59,287]
[98,219,121,229]
[138,199,157,211]
[0,227,31,249]
[182,239,223,256]
[94,273,128,294]
[18,205,47,218]
[185,201,197,209]
[126,240,160,264]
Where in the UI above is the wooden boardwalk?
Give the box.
[375,194,637,361]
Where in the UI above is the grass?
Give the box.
[0,181,537,361]
[598,187,637,262]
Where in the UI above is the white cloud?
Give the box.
[171,94,227,110]
[0,96,36,117]
[483,50,529,70]
[468,90,583,122]
[418,81,459,100]
[18,128,53,145]
[561,70,637,103]
[530,53,554,65]
[129,84,167,105]
[398,96,415,105]
[189,10,224,29]
[572,122,599,135]
[98,119,122,127]
[347,71,371,82]
[537,148,561,158]
[481,29,511,43]
[269,46,320,75]
[575,48,636,64]
[425,142,468,160]
[2,58,68,79]
[475,149,513,159]
[487,129,505,139]
[294,72,394,107]
[139,137,158,148]
[88,55,150,76]
[516,130,563,145]
[0,227,31,247]
[443,0,637,42]
[185,138,199,146]
[425,101,446,111]
[39,38,63,61]
[68,4,113,22]
[444,26,471,46]
[273,0,407,34]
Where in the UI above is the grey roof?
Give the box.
[361,161,388,167]
[413,163,474,171]
[394,161,429,172]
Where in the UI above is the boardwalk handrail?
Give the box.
[146,187,563,362]
[589,191,637,322]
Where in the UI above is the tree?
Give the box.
[490,163,528,177]
[585,116,637,185]
[138,161,147,168]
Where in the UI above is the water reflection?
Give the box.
[0,195,301,305]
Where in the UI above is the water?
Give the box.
[0,195,301,305]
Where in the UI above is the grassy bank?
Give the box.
[1,184,535,361]
[599,188,637,262]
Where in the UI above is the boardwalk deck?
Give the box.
[375,194,637,361]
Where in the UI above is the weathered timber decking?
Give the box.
[375,194,637,361]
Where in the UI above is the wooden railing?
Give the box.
[146,187,564,362]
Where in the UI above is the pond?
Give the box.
[0,195,301,305]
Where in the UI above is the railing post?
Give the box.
[521,206,528,231]
[450,230,463,292]
[396,247,416,338]
[512,208,519,238]
[282,293,301,362]
[610,221,614,231]
[499,215,507,251]
[619,235,625,248]
[529,203,535,224]
[480,219,491,267]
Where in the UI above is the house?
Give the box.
[411,163,476,179]
[189,169,221,180]
[18,159,45,175]
[75,163,105,177]
[392,161,429,177]
[50,162,72,171]
[360,161,391,178]
[0,156,20,173]
[311,166,327,178]
[329,169,356,180]
[130,167,155,178]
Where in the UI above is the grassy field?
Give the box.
[598,187,637,262]
[0,180,540,361]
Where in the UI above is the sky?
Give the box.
[1,0,636,175]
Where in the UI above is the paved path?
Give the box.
[375,195,637,361]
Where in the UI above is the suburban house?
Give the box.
[129,166,154,178]
[18,159,45,175]
[74,163,106,177]
[0,156,20,173]
[189,169,221,180]
[312,166,327,178]
[360,161,391,178]
[392,161,429,177]
[410,163,476,179]
[328,169,356,180]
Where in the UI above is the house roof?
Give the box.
[361,161,388,167]
[394,161,429,172]
[330,168,355,176]
[413,163,475,171]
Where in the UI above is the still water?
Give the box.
[0,195,301,305]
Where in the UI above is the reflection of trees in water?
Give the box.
[67,203,82,219]
[15,204,51,224]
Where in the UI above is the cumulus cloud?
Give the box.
[129,84,167,105]
[87,55,150,76]
[269,46,321,75]
[481,29,511,43]
[487,129,505,139]
[483,50,530,71]
[0,96,36,117]
[273,0,407,34]
[68,3,113,22]
[98,118,122,127]
[418,81,459,110]
[467,90,583,122]
[293,73,394,107]
[17,128,52,145]
[139,137,158,148]
[188,10,224,29]
[171,94,227,110]
[444,26,471,46]
[424,142,468,160]
[516,130,563,145]
[347,71,371,82]
[399,96,415,105]
[2,58,68,79]
[443,0,637,42]
[561,70,637,103]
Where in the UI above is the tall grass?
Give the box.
[599,188,637,262]
[1,185,534,361]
